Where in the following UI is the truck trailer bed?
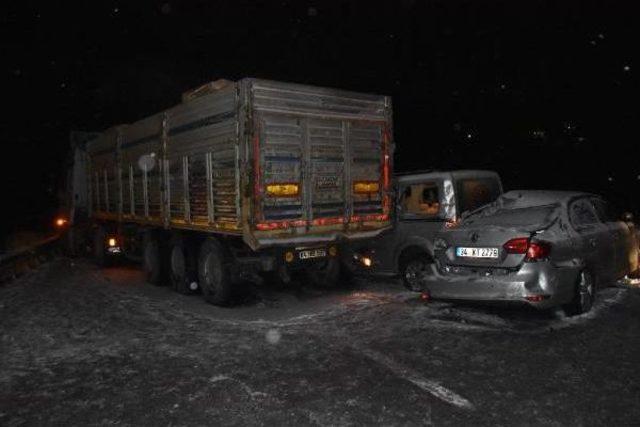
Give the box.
[86,78,393,250]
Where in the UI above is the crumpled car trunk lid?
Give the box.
[436,204,559,269]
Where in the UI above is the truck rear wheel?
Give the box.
[93,226,109,267]
[198,239,232,305]
[169,236,198,294]
[306,258,342,288]
[143,232,164,286]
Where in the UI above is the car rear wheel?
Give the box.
[564,270,595,316]
[400,251,432,292]
[198,239,232,306]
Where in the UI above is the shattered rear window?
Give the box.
[463,204,559,227]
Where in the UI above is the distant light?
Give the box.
[55,218,67,228]
[160,3,171,14]
[598,33,605,39]
[60,82,66,88]
[637,175,640,180]
[500,83,506,90]
[466,133,472,139]
[307,6,317,16]
[532,130,545,139]
[108,238,117,247]
[589,40,596,46]
[623,65,630,72]
[608,176,614,182]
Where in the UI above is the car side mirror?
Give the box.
[622,212,634,222]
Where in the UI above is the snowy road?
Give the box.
[1,258,640,425]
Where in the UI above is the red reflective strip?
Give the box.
[350,214,389,222]
[312,217,344,226]
[382,125,391,216]
[256,217,347,230]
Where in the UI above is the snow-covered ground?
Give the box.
[1,258,639,425]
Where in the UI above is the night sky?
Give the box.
[1,0,637,239]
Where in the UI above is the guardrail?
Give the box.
[0,234,61,284]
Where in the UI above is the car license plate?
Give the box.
[299,248,327,260]
[456,247,499,259]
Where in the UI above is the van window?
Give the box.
[400,182,441,218]
[456,177,502,214]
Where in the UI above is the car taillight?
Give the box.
[503,238,551,261]
[503,237,529,254]
[526,242,551,261]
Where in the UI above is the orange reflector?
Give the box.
[284,251,294,263]
[353,181,380,194]
[266,183,299,197]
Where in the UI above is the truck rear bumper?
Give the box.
[254,227,389,248]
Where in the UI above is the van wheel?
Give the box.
[400,250,432,292]
[198,239,232,305]
[93,226,109,267]
[564,270,595,316]
[169,236,197,294]
[306,258,341,288]
[143,232,164,286]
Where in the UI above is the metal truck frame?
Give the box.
[72,78,394,305]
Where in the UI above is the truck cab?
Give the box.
[347,170,503,290]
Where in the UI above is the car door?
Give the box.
[568,197,614,284]
[394,179,447,255]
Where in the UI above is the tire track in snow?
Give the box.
[351,343,475,410]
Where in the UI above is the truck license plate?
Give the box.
[299,249,327,260]
[456,247,499,259]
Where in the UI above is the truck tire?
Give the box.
[65,227,80,257]
[198,239,232,305]
[93,226,109,267]
[143,232,164,286]
[169,235,197,294]
[306,257,342,288]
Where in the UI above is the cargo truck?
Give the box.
[65,78,394,305]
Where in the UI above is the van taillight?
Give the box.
[503,238,551,261]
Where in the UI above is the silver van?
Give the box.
[346,170,503,290]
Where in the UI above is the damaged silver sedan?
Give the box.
[423,191,639,315]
